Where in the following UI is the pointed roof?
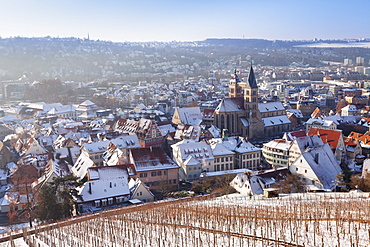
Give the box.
[233,68,241,83]
[215,97,244,113]
[246,65,258,89]
[307,127,342,150]
[298,143,342,190]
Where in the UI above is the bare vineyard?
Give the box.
[1,192,370,247]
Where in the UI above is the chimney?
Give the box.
[314,153,319,163]
[88,183,92,194]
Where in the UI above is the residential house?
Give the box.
[230,168,289,195]
[288,135,324,166]
[343,136,364,163]
[174,124,201,141]
[71,152,95,180]
[286,109,303,128]
[0,141,16,169]
[341,105,358,116]
[129,147,179,189]
[348,132,370,157]
[209,139,235,172]
[172,107,203,126]
[81,136,140,166]
[305,118,337,132]
[171,140,213,181]
[262,139,291,168]
[128,178,155,203]
[75,100,101,120]
[307,127,345,161]
[289,143,342,191]
[115,118,163,147]
[209,136,261,170]
[75,165,131,214]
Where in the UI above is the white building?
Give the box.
[171,140,214,181]
[289,143,342,190]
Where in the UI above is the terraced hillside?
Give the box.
[0,192,370,246]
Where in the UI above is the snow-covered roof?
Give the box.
[202,168,252,178]
[171,140,214,161]
[210,141,235,156]
[174,107,203,125]
[48,105,76,115]
[184,155,200,166]
[83,136,140,154]
[207,125,221,138]
[88,165,128,181]
[297,143,342,190]
[263,139,291,151]
[215,97,244,113]
[293,135,324,152]
[258,101,285,113]
[131,147,179,171]
[262,115,291,127]
[211,136,260,154]
[76,172,129,203]
[286,109,303,118]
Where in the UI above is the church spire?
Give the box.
[233,68,241,83]
[246,64,258,89]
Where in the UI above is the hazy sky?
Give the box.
[0,0,369,42]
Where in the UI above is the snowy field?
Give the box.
[0,192,369,246]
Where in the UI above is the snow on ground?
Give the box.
[0,192,369,246]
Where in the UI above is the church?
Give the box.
[213,66,291,140]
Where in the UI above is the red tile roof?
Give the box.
[348,131,370,145]
[307,127,342,149]
[289,130,306,138]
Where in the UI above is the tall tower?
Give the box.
[244,65,258,114]
[229,69,243,97]
[244,65,263,138]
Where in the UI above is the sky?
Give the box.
[0,0,369,42]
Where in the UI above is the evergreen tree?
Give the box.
[37,185,60,222]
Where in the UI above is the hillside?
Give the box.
[0,192,369,246]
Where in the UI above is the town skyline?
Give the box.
[1,0,370,42]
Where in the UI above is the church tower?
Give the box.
[244,65,258,113]
[244,65,264,138]
[229,69,243,97]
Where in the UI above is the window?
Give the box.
[164,171,167,175]
[151,172,157,177]
[95,200,101,207]
[108,198,113,205]
[173,179,177,184]
[140,173,147,178]
[305,169,307,173]
[296,167,298,171]
[225,157,228,162]
[102,199,107,207]
[157,171,162,176]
